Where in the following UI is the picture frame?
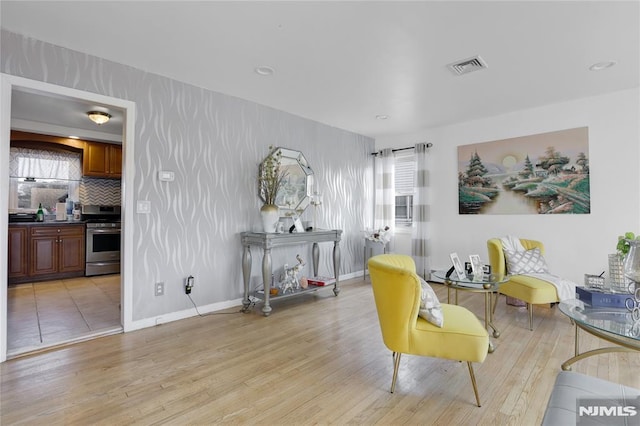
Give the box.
[293,217,305,233]
[464,261,473,275]
[482,264,492,275]
[469,254,483,274]
[449,252,466,280]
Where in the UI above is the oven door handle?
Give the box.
[88,229,121,234]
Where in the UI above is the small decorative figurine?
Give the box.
[279,255,306,294]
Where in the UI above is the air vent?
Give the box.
[447,55,488,76]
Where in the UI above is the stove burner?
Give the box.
[81,204,122,225]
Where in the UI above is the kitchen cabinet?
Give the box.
[83,142,122,178]
[8,225,28,280]
[29,224,85,277]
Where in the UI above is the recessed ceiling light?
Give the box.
[376,115,389,120]
[589,61,617,71]
[255,66,275,76]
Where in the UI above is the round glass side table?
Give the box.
[432,270,508,353]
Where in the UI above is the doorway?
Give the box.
[0,74,136,362]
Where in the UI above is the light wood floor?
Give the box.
[2,278,639,425]
[7,275,122,357]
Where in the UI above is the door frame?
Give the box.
[0,74,136,362]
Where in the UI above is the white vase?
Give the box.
[260,204,279,233]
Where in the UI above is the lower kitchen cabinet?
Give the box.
[8,225,28,280]
[7,223,85,284]
[30,224,85,277]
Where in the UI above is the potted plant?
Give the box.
[258,146,287,232]
[617,232,638,257]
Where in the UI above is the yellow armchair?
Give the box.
[487,238,559,330]
[368,254,489,407]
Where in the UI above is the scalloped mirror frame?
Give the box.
[259,147,314,217]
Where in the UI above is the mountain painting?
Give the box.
[458,127,590,215]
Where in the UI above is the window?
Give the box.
[9,147,81,213]
[395,154,415,226]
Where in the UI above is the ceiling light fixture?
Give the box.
[376,115,389,120]
[589,61,617,71]
[87,111,111,125]
[255,66,275,76]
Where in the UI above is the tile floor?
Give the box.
[7,274,122,357]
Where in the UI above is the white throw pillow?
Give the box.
[504,247,549,274]
[418,277,444,328]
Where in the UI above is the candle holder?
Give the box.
[310,192,323,230]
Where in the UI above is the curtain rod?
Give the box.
[371,142,433,156]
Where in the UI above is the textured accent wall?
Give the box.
[2,30,375,321]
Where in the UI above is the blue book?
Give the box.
[575,286,630,309]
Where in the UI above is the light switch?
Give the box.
[159,170,175,182]
[137,200,151,214]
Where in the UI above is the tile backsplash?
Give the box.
[79,178,121,206]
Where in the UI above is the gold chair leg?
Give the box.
[528,303,533,331]
[390,352,402,393]
[466,361,481,407]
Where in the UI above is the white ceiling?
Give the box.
[2,1,639,140]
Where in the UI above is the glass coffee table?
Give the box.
[558,299,640,370]
[432,270,508,353]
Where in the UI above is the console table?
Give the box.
[241,229,342,316]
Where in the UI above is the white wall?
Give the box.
[376,88,640,285]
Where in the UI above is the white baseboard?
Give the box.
[128,272,361,332]
[128,297,245,331]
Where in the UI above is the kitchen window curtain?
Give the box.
[411,142,430,279]
[10,147,82,180]
[374,148,395,249]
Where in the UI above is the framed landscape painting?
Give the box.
[457,127,590,215]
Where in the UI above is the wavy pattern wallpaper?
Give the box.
[2,30,375,321]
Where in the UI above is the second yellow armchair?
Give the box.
[487,238,560,330]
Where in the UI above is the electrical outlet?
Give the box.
[185,276,194,294]
[155,282,165,296]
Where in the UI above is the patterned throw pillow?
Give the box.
[504,247,549,274]
[418,277,444,327]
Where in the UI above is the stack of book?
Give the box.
[575,286,629,308]
[308,276,336,286]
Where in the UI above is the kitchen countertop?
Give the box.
[9,220,86,226]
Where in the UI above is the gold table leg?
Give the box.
[562,347,635,371]
[484,292,499,353]
[561,322,638,370]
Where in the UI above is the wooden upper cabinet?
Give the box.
[109,144,123,176]
[83,142,122,179]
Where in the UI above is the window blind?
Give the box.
[395,154,415,195]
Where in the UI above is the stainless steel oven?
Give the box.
[83,205,121,276]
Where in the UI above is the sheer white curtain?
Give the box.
[10,147,82,180]
[411,143,430,279]
[374,148,395,248]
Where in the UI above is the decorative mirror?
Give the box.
[259,147,314,217]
